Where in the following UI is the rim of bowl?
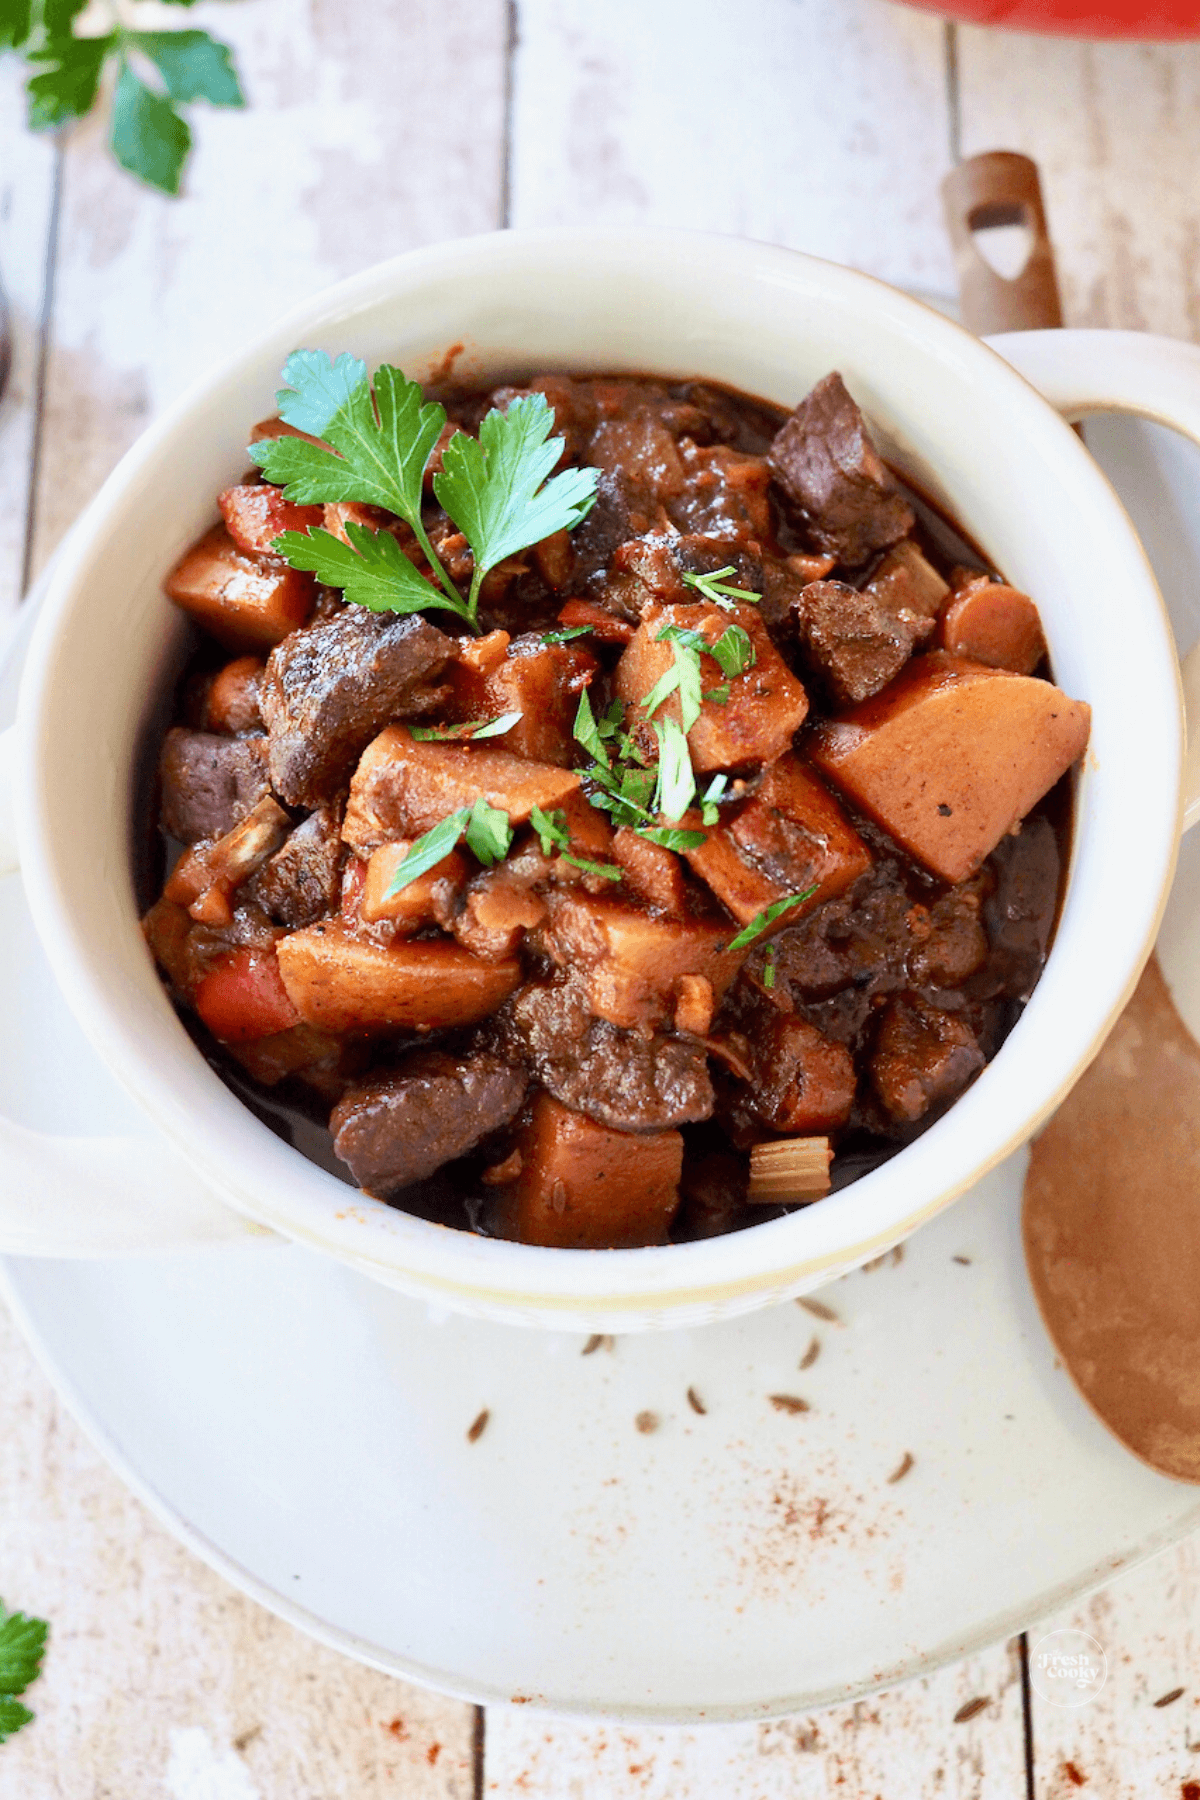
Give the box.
[13,226,1183,1316]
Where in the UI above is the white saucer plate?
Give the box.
[2,413,1200,1723]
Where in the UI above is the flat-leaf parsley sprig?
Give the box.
[0,1598,49,1744]
[254,353,598,634]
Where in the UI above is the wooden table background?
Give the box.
[3,2,1200,1793]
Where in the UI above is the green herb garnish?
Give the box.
[704,683,731,706]
[540,625,594,644]
[762,945,777,989]
[8,4,244,195]
[709,623,757,678]
[652,718,697,822]
[681,565,762,610]
[0,1599,48,1744]
[529,805,623,881]
[464,796,515,866]
[382,810,472,897]
[572,688,612,767]
[409,712,523,742]
[255,356,598,633]
[724,887,818,952]
[700,773,729,826]
[638,826,707,852]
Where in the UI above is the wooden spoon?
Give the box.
[944,153,1200,1481]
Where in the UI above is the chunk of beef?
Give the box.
[250,804,345,928]
[588,413,686,505]
[870,996,984,1123]
[768,372,915,566]
[864,539,949,621]
[503,977,714,1132]
[608,533,762,612]
[569,469,658,592]
[330,1050,527,1197]
[159,729,271,843]
[980,813,1062,1001]
[260,609,454,807]
[669,441,773,540]
[716,1005,857,1139]
[792,578,934,707]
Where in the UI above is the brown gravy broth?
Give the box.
[143,372,1072,1244]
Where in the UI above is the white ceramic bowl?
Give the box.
[2,228,1200,1331]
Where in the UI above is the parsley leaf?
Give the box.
[710,623,757,678]
[464,797,513,867]
[25,30,110,127]
[723,888,818,952]
[572,688,610,767]
[681,565,762,609]
[529,805,622,881]
[637,826,706,851]
[409,712,522,742]
[0,1599,48,1744]
[131,30,244,108]
[540,625,593,644]
[0,2,33,50]
[653,719,696,822]
[704,683,731,706]
[644,632,704,732]
[700,773,729,826]
[762,945,777,989]
[273,522,463,620]
[252,356,461,612]
[382,810,470,898]
[110,58,191,194]
[434,392,598,620]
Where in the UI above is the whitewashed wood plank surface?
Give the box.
[1021,1538,1200,1798]
[484,1641,1028,1800]
[957,29,1200,339]
[0,62,57,620]
[27,0,510,582]
[510,0,956,299]
[0,1298,477,1800]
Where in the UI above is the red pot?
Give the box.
[899,0,1200,36]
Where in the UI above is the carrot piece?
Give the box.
[683,756,871,927]
[218,484,323,558]
[360,840,468,930]
[276,920,520,1033]
[615,602,809,772]
[165,524,314,651]
[450,635,599,766]
[203,655,265,734]
[493,1093,683,1249]
[555,599,637,645]
[808,652,1090,883]
[342,725,581,854]
[937,579,1047,675]
[194,945,300,1043]
[612,826,688,917]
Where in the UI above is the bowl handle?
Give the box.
[0,723,269,1256]
[989,327,1200,833]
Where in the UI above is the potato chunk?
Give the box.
[612,826,688,918]
[343,725,581,855]
[493,1094,683,1248]
[451,633,599,765]
[543,892,745,1030]
[360,840,467,930]
[615,602,808,771]
[276,920,519,1033]
[165,524,314,651]
[684,756,871,928]
[808,652,1090,883]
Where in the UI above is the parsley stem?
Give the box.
[466,563,486,629]
[411,516,475,621]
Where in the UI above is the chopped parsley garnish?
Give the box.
[540,625,594,644]
[709,623,757,677]
[724,888,818,952]
[530,806,623,881]
[572,688,612,766]
[638,826,707,851]
[0,1599,48,1744]
[700,773,729,826]
[681,565,762,609]
[256,354,598,633]
[381,798,514,897]
[652,718,696,822]
[762,945,777,989]
[409,711,522,742]
[644,632,704,732]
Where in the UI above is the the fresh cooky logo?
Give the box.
[1028,1630,1108,1707]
